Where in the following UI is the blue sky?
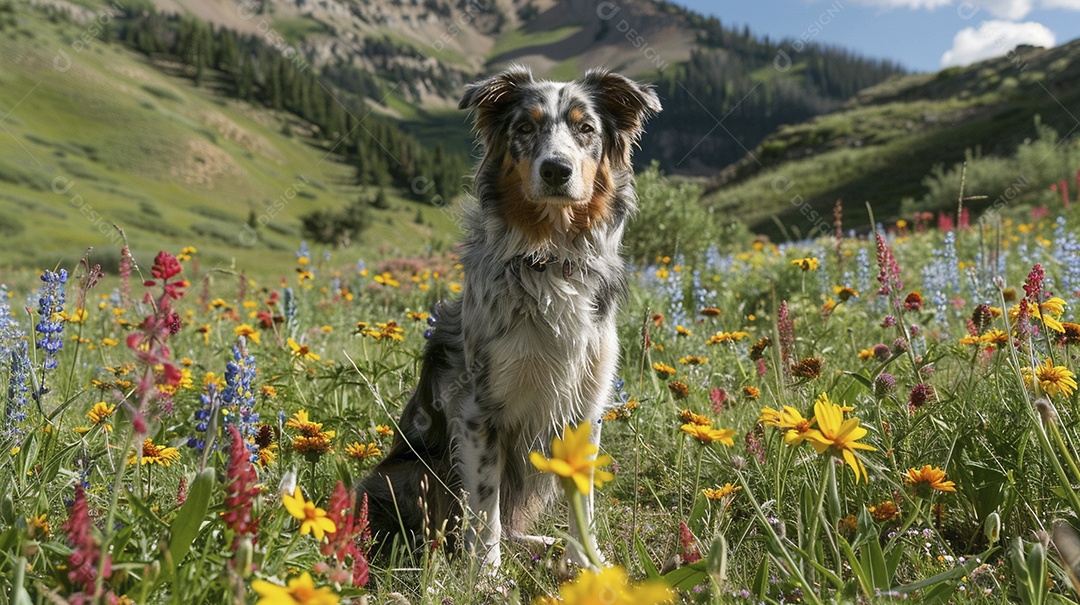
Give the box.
[672,0,1080,72]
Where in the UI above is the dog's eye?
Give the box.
[517,122,534,134]
[579,123,595,134]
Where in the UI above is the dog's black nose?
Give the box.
[540,159,572,187]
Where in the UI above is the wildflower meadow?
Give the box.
[4,193,1080,604]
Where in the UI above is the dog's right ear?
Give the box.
[459,65,534,141]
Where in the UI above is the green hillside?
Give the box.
[703,41,1080,238]
[0,4,460,275]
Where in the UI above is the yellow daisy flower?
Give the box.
[281,487,337,540]
[530,423,614,495]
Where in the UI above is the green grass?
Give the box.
[487,25,582,60]
[3,193,1080,602]
[0,5,459,275]
[706,40,1080,238]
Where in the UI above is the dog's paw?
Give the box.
[563,539,607,570]
[508,532,559,549]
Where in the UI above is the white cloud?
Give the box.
[848,0,952,9]
[851,0,1034,18]
[1041,0,1080,9]
[976,0,1035,19]
[940,20,1056,66]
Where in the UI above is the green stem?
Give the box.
[805,459,832,589]
[1048,420,1080,487]
[885,498,924,552]
[567,481,604,569]
[96,423,137,598]
[734,469,823,605]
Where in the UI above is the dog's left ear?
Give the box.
[581,69,662,168]
[460,65,535,148]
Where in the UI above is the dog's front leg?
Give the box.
[459,415,503,570]
[566,416,605,568]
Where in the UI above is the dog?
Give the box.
[356,65,661,570]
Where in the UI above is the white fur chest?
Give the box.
[462,263,616,439]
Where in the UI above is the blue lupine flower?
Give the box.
[0,285,24,360]
[282,287,297,331]
[1054,217,1080,319]
[921,231,960,314]
[220,338,260,462]
[4,341,31,444]
[612,378,630,405]
[35,269,68,371]
[855,246,871,300]
[187,383,218,452]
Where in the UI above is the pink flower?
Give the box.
[222,425,260,547]
[62,485,111,598]
[709,388,728,414]
[777,300,795,375]
[678,521,701,564]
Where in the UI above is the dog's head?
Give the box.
[460,65,661,236]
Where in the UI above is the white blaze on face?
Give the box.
[528,83,592,205]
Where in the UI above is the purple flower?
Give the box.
[908,383,935,412]
[872,344,892,361]
[873,373,896,398]
[35,269,68,371]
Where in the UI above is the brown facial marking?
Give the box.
[576,157,614,231]
[496,154,553,245]
[567,107,585,124]
[530,107,544,122]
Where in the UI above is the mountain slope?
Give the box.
[702,41,1080,239]
[0,4,460,272]
[119,0,905,176]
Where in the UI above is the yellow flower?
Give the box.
[804,397,875,483]
[87,402,115,425]
[281,487,337,540]
[234,324,260,345]
[678,355,708,365]
[287,338,321,362]
[373,272,400,288]
[1040,297,1068,333]
[532,565,674,605]
[679,409,711,427]
[675,325,692,336]
[60,308,89,323]
[252,572,339,605]
[127,438,180,467]
[1030,358,1078,398]
[707,331,750,345]
[758,405,817,446]
[868,500,901,521]
[375,424,394,436]
[530,423,615,494]
[833,285,859,301]
[679,423,736,446]
[790,257,819,271]
[742,386,760,399]
[902,465,956,496]
[651,362,676,378]
[702,483,741,500]
[345,441,382,460]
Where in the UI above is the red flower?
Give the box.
[222,425,260,547]
[150,250,182,281]
[678,520,701,564]
[62,485,111,597]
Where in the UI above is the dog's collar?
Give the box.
[515,253,575,279]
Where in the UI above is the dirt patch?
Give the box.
[201,110,283,165]
[169,138,246,188]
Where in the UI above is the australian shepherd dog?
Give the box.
[356,65,661,569]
